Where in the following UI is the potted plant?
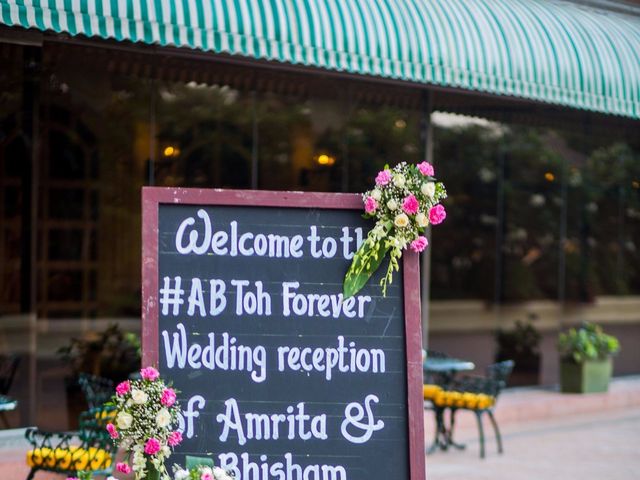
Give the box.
[495,316,541,386]
[558,322,620,393]
[58,323,141,427]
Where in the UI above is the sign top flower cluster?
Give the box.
[344,161,447,297]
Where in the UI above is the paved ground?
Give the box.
[426,407,640,480]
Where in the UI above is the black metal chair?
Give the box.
[78,373,114,410]
[449,360,514,458]
[0,355,20,428]
[25,405,116,479]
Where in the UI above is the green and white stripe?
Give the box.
[1,0,639,118]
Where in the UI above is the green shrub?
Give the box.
[558,323,620,364]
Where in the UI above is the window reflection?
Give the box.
[431,111,640,303]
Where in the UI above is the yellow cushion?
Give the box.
[474,394,495,410]
[27,446,112,471]
[423,384,442,400]
[426,389,496,410]
[433,391,448,407]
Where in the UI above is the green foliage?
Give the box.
[496,318,541,358]
[57,323,141,382]
[558,322,620,364]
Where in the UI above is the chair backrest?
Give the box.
[424,349,450,360]
[78,373,114,409]
[485,360,515,394]
[0,355,20,395]
[78,405,117,446]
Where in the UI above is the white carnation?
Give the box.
[416,212,429,228]
[387,199,398,210]
[371,189,382,201]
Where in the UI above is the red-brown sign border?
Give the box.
[141,187,425,480]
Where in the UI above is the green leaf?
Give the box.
[343,241,389,298]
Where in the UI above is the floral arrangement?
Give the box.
[343,161,447,297]
[106,367,182,479]
[172,463,234,480]
[66,474,118,480]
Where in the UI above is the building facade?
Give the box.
[0,0,639,428]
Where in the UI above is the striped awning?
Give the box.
[1,0,639,119]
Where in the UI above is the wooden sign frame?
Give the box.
[141,187,425,480]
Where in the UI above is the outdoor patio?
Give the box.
[1,376,639,479]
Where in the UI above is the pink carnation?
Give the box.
[429,204,447,225]
[115,380,130,396]
[417,161,435,176]
[116,462,132,474]
[375,169,392,186]
[106,423,119,439]
[161,388,177,407]
[167,430,183,447]
[201,473,214,480]
[410,236,429,253]
[402,194,419,215]
[364,196,378,214]
[144,437,162,455]
[66,477,80,480]
[140,366,160,381]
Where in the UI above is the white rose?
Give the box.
[421,182,436,197]
[174,469,190,480]
[116,411,133,430]
[131,389,148,405]
[161,445,171,457]
[371,189,382,201]
[416,212,429,228]
[394,213,409,228]
[387,199,398,210]
[156,408,172,428]
[393,173,406,188]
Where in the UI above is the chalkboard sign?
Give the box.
[142,188,425,480]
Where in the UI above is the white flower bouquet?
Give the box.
[106,367,183,480]
[343,161,447,297]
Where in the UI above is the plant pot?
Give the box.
[497,352,540,386]
[560,357,613,393]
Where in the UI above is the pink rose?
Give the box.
[402,194,419,215]
[429,204,447,225]
[410,236,429,253]
[115,380,130,396]
[144,437,161,455]
[364,196,378,214]
[375,169,392,186]
[201,473,214,480]
[161,388,177,407]
[167,430,183,447]
[116,462,132,474]
[106,423,119,439]
[417,161,435,176]
[140,366,160,381]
